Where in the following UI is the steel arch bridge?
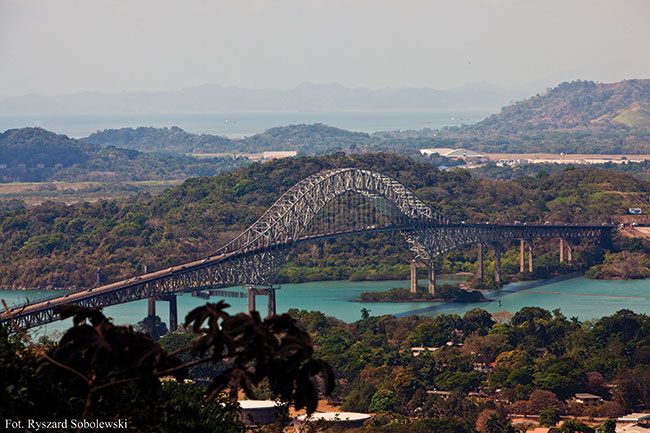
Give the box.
[1,168,612,330]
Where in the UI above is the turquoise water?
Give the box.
[0,109,492,139]
[3,275,650,337]
[406,276,650,322]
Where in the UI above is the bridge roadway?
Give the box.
[1,222,610,331]
[0,167,613,331]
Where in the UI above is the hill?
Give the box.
[384,79,650,154]
[0,127,94,168]
[0,128,247,183]
[84,80,650,156]
[82,126,232,154]
[0,153,648,289]
[470,79,650,131]
[84,124,375,155]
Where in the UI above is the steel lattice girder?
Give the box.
[1,168,612,329]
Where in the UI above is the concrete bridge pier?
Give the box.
[427,262,436,296]
[520,239,534,273]
[247,287,277,317]
[559,239,573,263]
[477,243,484,279]
[267,288,277,317]
[160,294,178,332]
[493,242,501,285]
[169,295,178,331]
[247,289,256,313]
[410,260,417,293]
[148,298,156,316]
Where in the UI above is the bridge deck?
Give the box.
[1,222,612,329]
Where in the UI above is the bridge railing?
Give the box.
[2,289,81,313]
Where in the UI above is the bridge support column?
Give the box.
[520,239,525,273]
[528,240,534,273]
[477,243,484,279]
[247,287,277,317]
[559,238,565,263]
[247,290,256,313]
[410,260,418,293]
[163,294,177,332]
[567,243,572,263]
[267,288,276,317]
[148,298,156,317]
[494,243,501,285]
[427,262,436,296]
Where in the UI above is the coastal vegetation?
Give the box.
[356,284,486,303]
[0,127,247,183]
[0,153,649,289]
[584,251,650,279]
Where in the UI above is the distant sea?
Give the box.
[0,109,493,139]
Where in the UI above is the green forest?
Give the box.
[3,301,647,432]
[285,305,649,432]
[0,127,248,183]
[1,153,649,289]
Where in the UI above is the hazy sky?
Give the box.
[1,0,649,97]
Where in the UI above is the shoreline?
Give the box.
[0,272,474,292]
[350,298,492,303]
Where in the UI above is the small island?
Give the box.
[353,283,487,303]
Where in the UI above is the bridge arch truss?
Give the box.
[2,168,611,330]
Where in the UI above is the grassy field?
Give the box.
[0,180,183,205]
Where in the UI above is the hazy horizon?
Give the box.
[2,0,649,99]
[1,79,526,99]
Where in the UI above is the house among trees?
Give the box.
[420,148,486,164]
[572,393,603,406]
[409,346,439,356]
[262,151,297,160]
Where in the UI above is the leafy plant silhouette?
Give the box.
[23,300,334,429]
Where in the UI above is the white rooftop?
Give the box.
[575,393,601,399]
[238,400,284,409]
[295,412,371,422]
[420,148,484,158]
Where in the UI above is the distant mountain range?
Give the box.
[3,79,650,161]
[0,82,529,114]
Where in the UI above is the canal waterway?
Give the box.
[3,275,650,336]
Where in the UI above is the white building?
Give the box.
[420,148,485,161]
[262,151,297,160]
